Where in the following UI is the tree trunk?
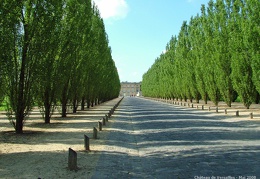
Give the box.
[227,92,232,107]
[81,97,85,110]
[44,105,51,124]
[87,99,90,108]
[204,94,208,104]
[195,93,200,103]
[61,81,69,117]
[61,89,67,117]
[15,112,24,134]
[44,90,51,124]
[255,92,260,104]
[62,102,67,117]
[72,98,77,113]
[15,24,29,134]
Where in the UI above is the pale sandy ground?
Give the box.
[173,99,260,122]
[0,97,259,179]
[0,98,121,179]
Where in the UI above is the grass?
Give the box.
[0,100,7,111]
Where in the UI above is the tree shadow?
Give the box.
[91,97,260,178]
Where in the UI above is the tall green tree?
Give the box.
[58,0,88,117]
[247,0,260,95]
[213,0,235,107]
[188,16,202,103]
[203,0,221,106]
[230,0,256,108]
[194,9,208,104]
[2,1,46,133]
[33,0,65,123]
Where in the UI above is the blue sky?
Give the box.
[93,0,210,82]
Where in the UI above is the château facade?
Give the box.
[120,82,142,97]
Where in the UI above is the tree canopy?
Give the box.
[0,0,120,133]
[142,0,260,109]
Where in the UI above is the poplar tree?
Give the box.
[248,0,260,95]
[230,0,256,108]
[1,0,120,132]
[188,16,202,103]
[33,0,65,123]
[203,0,221,106]
[175,21,191,101]
[195,7,208,104]
[2,1,47,133]
[214,0,235,107]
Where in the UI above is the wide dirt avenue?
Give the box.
[0,97,259,178]
[91,97,259,178]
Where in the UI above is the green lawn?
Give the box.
[0,101,6,111]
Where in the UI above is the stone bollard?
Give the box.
[202,105,204,110]
[225,109,227,114]
[105,115,108,122]
[98,121,102,131]
[191,104,193,108]
[93,127,98,139]
[102,118,106,126]
[84,135,90,151]
[216,107,218,113]
[208,107,211,111]
[236,110,239,116]
[68,148,77,171]
[250,112,253,119]
[197,105,199,109]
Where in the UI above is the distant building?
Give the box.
[120,82,142,97]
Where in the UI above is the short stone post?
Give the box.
[224,109,227,114]
[98,121,102,131]
[93,127,98,139]
[236,110,239,116]
[68,148,77,170]
[208,107,211,111]
[191,104,194,108]
[102,118,106,126]
[250,112,253,119]
[84,135,90,151]
[216,107,218,113]
[202,105,204,110]
[105,115,108,122]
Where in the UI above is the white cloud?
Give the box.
[93,0,129,20]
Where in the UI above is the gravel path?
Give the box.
[91,97,260,179]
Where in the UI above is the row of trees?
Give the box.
[0,0,120,133]
[142,0,259,109]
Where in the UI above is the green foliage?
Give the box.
[0,0,120,132]
[142,0,259,108]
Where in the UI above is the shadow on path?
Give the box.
[91,97,260,179]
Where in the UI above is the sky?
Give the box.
[93,0,210,82]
